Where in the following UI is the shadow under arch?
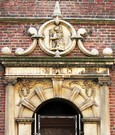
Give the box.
[32,98,84,135]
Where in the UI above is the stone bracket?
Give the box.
[3,77,17,85]
[98,77,112,86]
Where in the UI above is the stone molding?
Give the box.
[98,77,112,86]
[0,17,115,24]
[0,56,114,67]
[3,78,17,85]
[16,117,34,124]
[82,117,100,123]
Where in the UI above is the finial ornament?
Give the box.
[52,1,62,18]
[1,47,12,55]
[103,47,113,56]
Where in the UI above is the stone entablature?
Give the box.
[5,67,109,77]
[1,55,112,135]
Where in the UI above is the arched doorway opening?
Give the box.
[32,98,84,135]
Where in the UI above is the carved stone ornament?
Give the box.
[3,78,17,85]
[62,80,98,116]
[83,80,96,98]
[18,79,37,98]
[38,2,76,57]
[77,28,99,56]
[38,2,99,57]
[12,1,100,57]
[38,19,76,57]
[98,77,112,86]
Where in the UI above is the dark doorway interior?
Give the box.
[40,116,75,135]
[32,98,84,135]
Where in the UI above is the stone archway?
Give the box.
[12,78,100,135]
[32,98,84,135]
[3,66,111,135]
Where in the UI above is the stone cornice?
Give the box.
[0,17,115,24]
[0,56,114,68]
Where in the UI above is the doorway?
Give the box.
[32,98,84,135]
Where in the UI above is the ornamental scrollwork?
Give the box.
[63,80,98,116]
[11,1,101,57]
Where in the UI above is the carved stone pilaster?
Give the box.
[16,118,33,135]
[4,77,17,135]
[98,76,110,135]
[98,77,111,86]
[3,78,17,85]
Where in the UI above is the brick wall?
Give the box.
[0,23,115,56]
[0,0,114,18]
[0,66,5,135]
[110,68,115,135]
[0,0,115,135]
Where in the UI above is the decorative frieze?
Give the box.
[62,80,98,116]
[15,78,99,118]
[5,67,109,77]
[16,79,52,117]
